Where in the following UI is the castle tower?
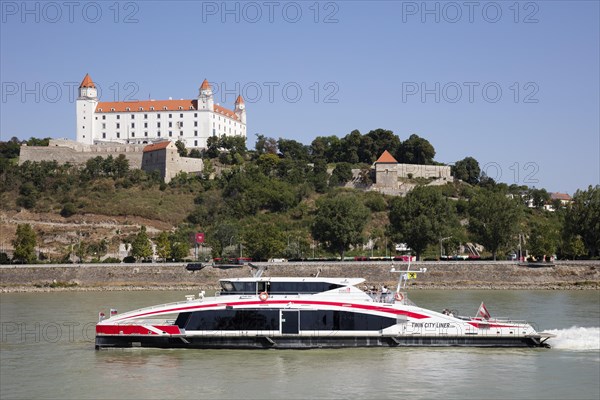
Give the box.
[76,73,98,144]
[198,79,214,111]
[234,95,246,124]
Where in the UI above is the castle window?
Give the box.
[180,131,183,136]
[139,107,143,111]
[144,132,148,137]
[194,121,198,127]
[116,123,120,128]
[194,130,198,136]
[98,108,103,112]
[178,121,183,128]
[169,122,172,128]
[157,114,160,119]
[194,113,197,118]
[131,123,135,128]
[111,108,115,111]
[116,132,120,138]
[194,140,198,146]
[102,133,106,139]
[157,131,161,137]
[102,115,106,120]
[126,107,130,111]
[157,122,161,128]
[178,107,183,110]
[102,123,106,129]
[169,114,172,118]
[144,114,148,119]
[150,107,154,111]
[131,114,134,119]
[144,122,148,128]
[180,113,183,118]
[116,115,120,119]
[189,106,193,110]
[169,131,172,137]
[131,132,135,137]
[163,106,167,110]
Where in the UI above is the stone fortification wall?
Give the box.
[1,261,598,291]
[19,139,145,168]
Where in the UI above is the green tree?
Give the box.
[311,159,329,194]
[278,138,309,161]
[175,140,188,157]
[255,134,278,155]
[131,226,153,261]
[468,190,521,260]
[388,186,458,260]
[361,129,401,164]
[329,162,353,187]
[155,232,171,262]
[244,223,286,260]
[312,194,370,259]
[170,241,190,261]
[114,154,130,178]
[12,224,37,263]
[530,188,550,209]
[564,185,600,257]
[452,156,480,185]
[528,218,560,260]
[310,135,341,163]
[397,134,436,165]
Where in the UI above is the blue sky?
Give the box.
[1,0,598,193]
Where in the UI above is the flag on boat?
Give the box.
[477,302,491,320]
[407,272,417,279]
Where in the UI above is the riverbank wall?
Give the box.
[1,261,598,292]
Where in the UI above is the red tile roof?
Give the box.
[96,99,196,113]
[214,104,239,120]
[95,99,240,121]
[80,73,96,88]
[200,79,211,90]
[143,141,172,153]
[550,192,572,201]
[235,95,244,104]
[376,150,398,164]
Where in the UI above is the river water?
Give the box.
[1,290,598,400]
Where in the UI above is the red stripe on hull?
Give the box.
[112,299,430,322]
[96,325,181,335]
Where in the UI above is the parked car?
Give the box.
[185,263,205,271]
[268,258,288,263]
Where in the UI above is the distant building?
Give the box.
[76,74,246,149]
[372,150,451,194]
[544,192,572,211]
[141,141,203,183]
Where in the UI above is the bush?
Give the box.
[123,256,136,263]
[60,203,77,218]
[102,257,121,263]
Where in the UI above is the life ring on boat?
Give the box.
[259,292,269,301]
[395,292,404,302]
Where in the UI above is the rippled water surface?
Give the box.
[1,290,598,400]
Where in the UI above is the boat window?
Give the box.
[269,282,344,294]
[300,311,396,331]
[184,309,279,331]
[175,312,191,328]
[221,281,257,294]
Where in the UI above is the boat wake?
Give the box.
[545,326,600,350]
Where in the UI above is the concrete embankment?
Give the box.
[1,261,598,292]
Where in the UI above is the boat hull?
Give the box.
[95,334,548,349]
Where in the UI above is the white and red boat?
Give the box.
[95,265,554,349]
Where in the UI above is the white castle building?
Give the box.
[76,74,246,148]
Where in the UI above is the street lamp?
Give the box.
[440,236,452,260]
